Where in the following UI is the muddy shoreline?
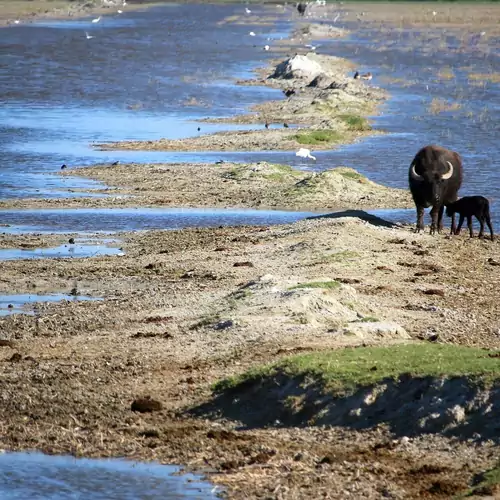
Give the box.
[2,2,500,499]
[0,0,169,27]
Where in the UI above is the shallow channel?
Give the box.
[0,452,217,499]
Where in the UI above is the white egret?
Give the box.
[249,31,256,36]
[264,45,270,51]
[92,16,101,23]
[333,13,340,23]
[14,19,20,24]
[117,9,123,14]
[85,31,94,39]
[245,7,251,14]
[296,148,316,161]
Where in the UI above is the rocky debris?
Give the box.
[270,54,324,80]
[0,339,17,348]
[131,397,162,413]
[213,319,235,330]
[307,73,335,89]
[340,321,411,340]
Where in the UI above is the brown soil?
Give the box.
[0,0,167,26]
[0,162,412,211]
[1,217,499,497]
[2,3,500,499]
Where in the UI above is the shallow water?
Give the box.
[0,242,123,260]
[0,3,290,199]
[317,18,500,226]
[0,293,100,316]
[0,207,320,233]
[0,452,216,499]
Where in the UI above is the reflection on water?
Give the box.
[0,207,320,234]
[0,293,100,316]
[0,452,216,499]
[0,243,123,260]
[0,4,290,199]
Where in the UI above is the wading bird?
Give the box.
[92,16,101,23]
[296,148,316,161]
[85,31,94,39]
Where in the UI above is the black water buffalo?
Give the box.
[446,196,494,241]
[408,145,463,235]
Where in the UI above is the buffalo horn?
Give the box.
[410,163,423,181]
[441,161,454,180]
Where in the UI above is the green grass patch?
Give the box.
[337,169,367,182]
[213,344,500,395]
[294,130,342,145]
[355,316,380,323]
[338,114,371,131]
[289,280,341,291]
[457,463,500,498]
[316,250,359,264]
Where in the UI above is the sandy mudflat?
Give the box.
[1,2,500,499]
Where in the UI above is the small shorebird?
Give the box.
[92,16,101,23]
[296,148,316,161]
[354,71,372,81]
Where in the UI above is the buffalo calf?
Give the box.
[445,196,494,241]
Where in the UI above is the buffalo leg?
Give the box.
[437,205,445,233]
[429,205,439,235]
[455,215,465,235]
[415,205,425,232]
[467,216,474,238]
[485,214,495,241]
[478,217,485,239]
[450,213,456,235]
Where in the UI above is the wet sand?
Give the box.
[0,0,167,26]
[1,3,500,499]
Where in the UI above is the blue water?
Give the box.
[0,452,217,499]
[0,293,100,316]
[0,207,320,234]
[0,243,123,260]
[0,3,291,200]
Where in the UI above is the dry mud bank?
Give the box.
[0,162,412,211]
[0,0,164,26]
[2,3,500,499]
[97,49,386,152]
[0,217,500,497]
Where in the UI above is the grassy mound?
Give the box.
[214,344,500,395]
[196,345,500,438]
